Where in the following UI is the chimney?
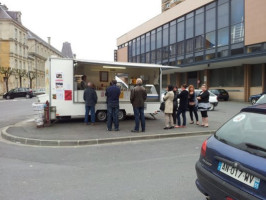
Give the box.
[47,37,51,45]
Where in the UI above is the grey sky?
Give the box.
[4,0,161,61]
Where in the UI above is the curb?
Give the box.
[1,126,215,147]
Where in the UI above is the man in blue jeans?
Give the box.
[83,82,98,125]
[105,79,121,131]
[130,78,147,132]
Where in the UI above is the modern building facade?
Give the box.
[0,4,66,94]
[116,0,266,101]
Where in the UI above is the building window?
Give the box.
[169,44,176,58]
[205,31,216,49]
[231,23,244,44]
[231,0,244,25]
[136,37,140,55]
[186,38,194,53]
[141,35,145,54]
[169,20,176,44]
[146,52,150,63]
[163,24,169,47]
[218,27,229,47]
[162,46,169,61]
[251,65,262,87]
[195,35,204,51]
[14,28,18,40]
[156,27,162,49]
[151,30,156,50]
[132,39,136,57]
[218,2,229,29]
[177,41,185,55]
[177,19,184,42]
[145,33,150,52]
[186,13,194,39]
[206,6,216,33]
[195,12,204,36]
[217,46,229,58]
[247,44,262,53]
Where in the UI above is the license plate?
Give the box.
[217,162,260,189]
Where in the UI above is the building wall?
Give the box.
[117,0,214,46]
[117,47,128,62]
[245,0,266,46]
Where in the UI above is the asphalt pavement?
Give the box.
[0,134,207,200]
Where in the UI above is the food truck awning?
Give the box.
[75,59,179,69]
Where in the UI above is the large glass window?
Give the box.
[177,41,185,55]
[145,33,150,53]
[186,38,194,53]
[151,30,156,50]
[169,44,176,58]
[132,39,136,57]
[163,24,169,47]
[128,41,132,58]
[136,37,140,55]
[218,27,229,46]
[141,35,145,54]
[169,20,176,44]
[251,65,262,87]
[205,31,216,49]
[231,23,244,44]
[156,48,162,62]
[206,7,216,32]
[146,52,150,63]
[157,27,162,49]
[231,0,244,25]
[162,46,169,60]
[218,2,229,29]
[195,12,204,36]
[177,20,184,42]
[195,35,204,51]
[186,13,194,39]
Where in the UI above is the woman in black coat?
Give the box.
[197,84,210,127]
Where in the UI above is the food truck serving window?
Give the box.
[73,62,161,103]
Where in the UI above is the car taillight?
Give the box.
[226,197,234,200]
[201,140,207,157]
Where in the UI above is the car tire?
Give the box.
[26,94,30,99]
[251,98,257,105]
[96,110,107,122]
[118,110,126,121]
[6,95,11,100]
[209,103,214,111]
[224,97,229,101]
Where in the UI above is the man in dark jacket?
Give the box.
[175,84,188,128]
[83,82,98,125]
[105,79,121,131]
[130,78,147,132]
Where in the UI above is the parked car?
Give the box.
[209,89,229,101]
[255,94,266,105]
[33,88,45,96]
[195,103,266,200]
[249,92,266,105]
[3,88,33,99]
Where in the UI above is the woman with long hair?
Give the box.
[197,84,210,127]
[188,85,199,125]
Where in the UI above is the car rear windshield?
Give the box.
[215,112,266,158]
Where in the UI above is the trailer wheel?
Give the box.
[118,110,126,121]
[96,110,107,122]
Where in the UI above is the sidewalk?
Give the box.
[1,101,249,147]
[1,114,215,147]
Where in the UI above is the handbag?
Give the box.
[160,102,165,111]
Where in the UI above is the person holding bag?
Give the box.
[188,85,199,125]
[163,85,174,130]
[197,84,210,127]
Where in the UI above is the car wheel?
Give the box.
[6,95,11,100]
[26,94,30,99]
[224,97,229,101]
[118,110,126,121]
[209,104,214,111]
[251,98,257,105]
[96,110,107,122]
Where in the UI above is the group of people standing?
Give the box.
[83,77,147,133]
[163,84,210,130]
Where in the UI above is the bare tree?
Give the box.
[28,71,37,89]
[0,66,14,92]
[15,69,27,88]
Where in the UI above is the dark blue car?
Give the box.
[249,92,266,105]
[195,104,266,200]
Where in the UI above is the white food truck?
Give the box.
[38,57,169,121]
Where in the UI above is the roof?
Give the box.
[61,42,73,58]
[241,104,266,114]
[27,31,64,57]
[0,6,12,19]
